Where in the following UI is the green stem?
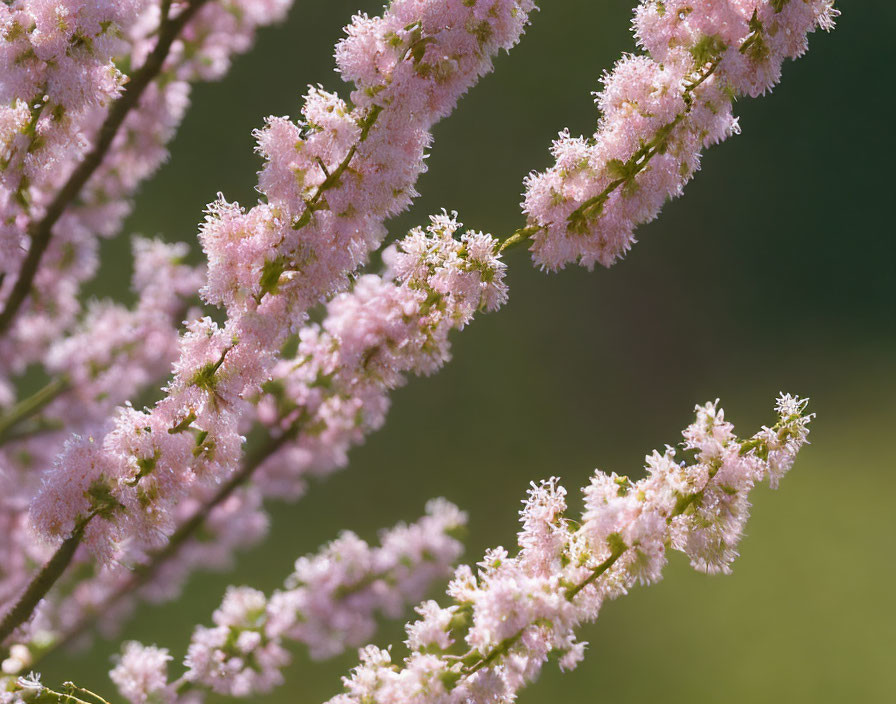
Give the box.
[32,687,95,704]
[564,544,627,601]
[464,633,524,675]
[0,375,70,445]
[58,682,113,704]
[498,225,542,253]
[0,517,91,644]
[290,104,384,233]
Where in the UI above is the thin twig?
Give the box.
[0,375,70,445]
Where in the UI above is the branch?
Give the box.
[130,433,286,584]
[36,433,285,658]
[0,0,212,337]
[0,519,90,644]
[0,375,70,446]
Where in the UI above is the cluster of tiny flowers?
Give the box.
[26,0,533,572]
[0,0,293,376]
[328,396,812,704]
[522,0,837,270]
[0,0,144,214]
[0,1,836,700]
[108,500,466,702]
[0,213,507,658]
[254,211,508,498]
[0,0,145,361]
[203,0,533,321]
[0,239,201,645]
[42,239,202,439]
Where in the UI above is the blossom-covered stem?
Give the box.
[452,475,727,683]
[288,105,383,234]
[522,0,837,271]
[502,36,731,256]
[0,518,89,643]
[451,547,623,681]
[454,406,808,682]
[0,0,212,336]
[564,57,723,234]
[0,375,70,445]
[130,434,286,583]
[32,433,286,661]
[325,397,811,703]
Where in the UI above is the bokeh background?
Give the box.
[43,0,895,701]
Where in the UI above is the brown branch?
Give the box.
[0,0,211,336]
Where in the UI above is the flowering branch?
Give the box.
[0,0,211,336]
[24,212,508,663]
[521,0,837,270]
[108,501,468,701]
[0,0,536,657]
[327,396,812,703]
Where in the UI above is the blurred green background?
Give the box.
[45,0,895,701]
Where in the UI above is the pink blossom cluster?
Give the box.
[327,396,812,704]
[16,213,507,654]
[109,500,466,701]
[0,239,200,637]
[0,0,145,213]
[522,0,838,270]
[0,0,292,376]
[0,0,146,360]
[43,239,203,438]
[254,212,508,498]
[0,0,836,699]
[202,0,533,321]
[26,0,532,569]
